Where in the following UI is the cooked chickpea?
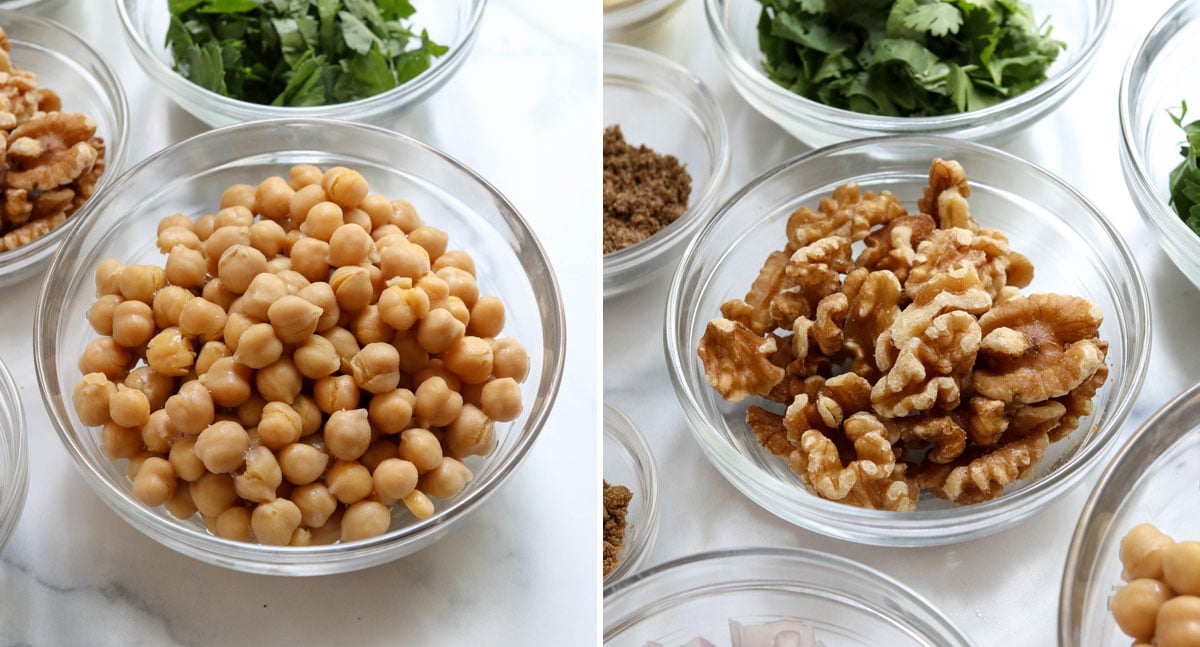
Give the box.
[368,388,414,434]
[359,438,398,473]
[239,272,289,321]
[1156,596,1200,647]
[126,451,157,481]
[289,183,326,225]
[195,341,230,376]
[328,223,374,267]
[204,225,250,275]
[199,356,253,407]
[398,428,442,473]
[326,460,373,504]
[1111,578,1171,641]
[266,256,292,274]
[144,327,194,377]
[421,457,472,499]
[300,201,344,241]
[417,308,465,354]
[480,377,522,423]
[291,483,337,528]
[132,457,176,507]
[220,183,256,210]
[179,297,227,342]
[324,408,371,461]
[214,506,253,542]
[293,393,323,436]
[249,219,288,257]
[109,384,151,428]
[448,404,495,459]
[402,489,434,520]
[217,244,268,294]
[373,458,418,504]
[267,294,323,345]
[156,226,201,254]
[322,166,369,209]
[1164,541,1200,596]
[278,442,329,485]
[74,373,116,426]
[444,296,470,327]
[158,214,194,235]
[408,226,448,262]
[314,375,360,414]
[256,357,302,403]
[193,420,251,474]
[125,366,177,412]
[322,326,361,373]
[432,250,476,276]
[151,285,193,330]
[415,360,461,392]
[413,376,463,428]
[1122,523,1176,581]
[118,264,166,304]
[288,164,323,190]
[468,296,505,338]
[350,342,400,394]
[437,266,479,308]
[492,337,529,382]
[379,240,430,281]
[101,421,142,459]
[392,331,430,374]
[193,214,217,241]
[95,258,124,296]
[87,294,122,336]
[165,245,207,289]
[222,313,258,353]
[256,401,301,449]
[141,409,174,454]
[390,199,423,232]
[377,284,429,332]
[294,335,340,379]
[272,270,308,297]
[359,194,392,229]
[341,500,390,542]
[236,393,267,427]
[251,498,302,546]
[329,265,373,311]
[442,336,493,385]
[290,237,331,283]
[231,322,283,369]
[372,225,404,243]
[234,446,282,503]
[80,336,133,379]
[164,486,197,520]
[169,436,206,482]
[201,278,237,312]
[416,273,449,310]
[216,205,254,229]
[254,176,294,221]
[298,282,340,331]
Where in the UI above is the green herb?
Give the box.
[756,0,1065,117]
[1168,101,1200,235]
[165,0,448,107]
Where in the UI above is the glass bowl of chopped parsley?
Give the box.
[706,0,1111,147]
[1120,0,1200,291]
[116,0,483,127]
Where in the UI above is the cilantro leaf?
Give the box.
[902,3,963,37]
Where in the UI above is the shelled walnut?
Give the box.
[698,159,1109,510]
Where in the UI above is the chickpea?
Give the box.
[300,201,344,241]
[275,269,310,296]
[390,199,423,232]
[74,373,115,426]
[379,240,430,281]
[118,264,166,304]
[432,250,476,276]
[238,272,288,321]
[468,296,505,338]
[1157,596,1200,647]
[193,214,217,241]
[220,183,256,211]
[214,506,253,542]
[251,498,302,546]
[289,183,326,225]
[169,436,207,482]
[164,245,207,289]
[294,335,340,380]
[372,458,418,504]
[1111,578,1171,641]
[204,225,250,276]
[322,326,361,373]
[350,342,400,394]
[266,256,292,274]
[327,223,374,268]
[132,457,176,507]
[293,394,323,436]
[157,214,194,234]
[79,336,133,379]
[413,376,463,429]
[254,402,300,449]
[313,375,360,414]
[359,194,393,230]
[216,205,254,229]
[249,219,288,257]
[321,166,369,209]
[109,384,151,428]
[447,404,495,459]
[151,285,193,330]
[492,337,530,382]
[415,360,462,393]
[398,428,443,473]
[298,282,340,332]
[201,278,237,312]
[368,388,415,434]
[193,420,251,474]
[236,393,267,428]
[86,294,122,336]
[199,356,253,407]
[290,237,331,283]
[126,451,158,481]
[436,266,479,309]
[101,421,142,459]
[359,437,399,472]
[179,297,227,342]
[291,482,337,528]
[421,457,472,499]
[347,208,373,231]
[164,486,197,520]
[416,273,449,310]
[1122,523,1176,581]
[480,377,522,423]
[256,357,302,404]
[324,408,371,461]
[267,294,323,345]
[195,341,230,376]
[377,284,429,332]
[278,442,329,485]
[1164,541,1200,596]
[444,296,470,327]
[141,409,174,454]
[222,313,258,353]
[402,489,434,520]
[288,164,323,190]
[231,322,283,369]
[329,265,373,312]
[95,258,125,296]
[217,244,268,295]
[254,176,294,221]
[372,225,404,244]
[392,331,430,374]
[145,327,195,377]
[125,366,176,412]
[233,445,282,503]
[156,226,201,255]
[417,308,465,354]
[325,460,372,504]
[408,226,448,262]
[443,336,493,385]
[341,500,390,542]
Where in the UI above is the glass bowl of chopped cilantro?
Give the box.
[706,0,1111,146]
[116,0,483,127]
[1120,0,1200,290]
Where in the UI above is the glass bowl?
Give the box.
[604,43,729,298]
[603,402,660,585]
[0,353,27,555]
[1060,380,1200,645]
[705,0,1111,147]
[604,0,688,42]
[665,136,1150,546]
[1119,0,1200,291]
[603,547,970,646]
[116,0,484,127]
[33,118,565,575]
[0,10,129,288]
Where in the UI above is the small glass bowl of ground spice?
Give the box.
[604,402,660,584]
[0,353,28,555]
[604,43,729,299]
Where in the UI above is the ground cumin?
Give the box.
[603,124,692,254]
[603,480,633,577]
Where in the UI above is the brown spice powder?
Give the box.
[602,480,633,577]
[603,124,692,254]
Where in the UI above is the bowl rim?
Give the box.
[603,0,688,38]
[602,42,731,289]
[603,546,972,645]
[664,134,1151,545]
[603,401,661,585]
[0,8,130,276]
[33,117,566,573]
[0,353,28,554]
[114,0,486,117]
[705,0,1114,131]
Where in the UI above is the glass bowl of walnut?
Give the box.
[0,11,128,288]
[1060,380,1200,645]
[32,118,565,575]
[665,135,1150,546]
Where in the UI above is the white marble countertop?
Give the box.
[603,0,1195,644]
[0,1,598,644]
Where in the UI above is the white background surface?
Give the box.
[0,1,599,645]
[603,0,1195,644]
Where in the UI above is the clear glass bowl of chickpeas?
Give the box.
[0,353,27,554]
[33,118,565,575]
[1061,379,1200,644]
